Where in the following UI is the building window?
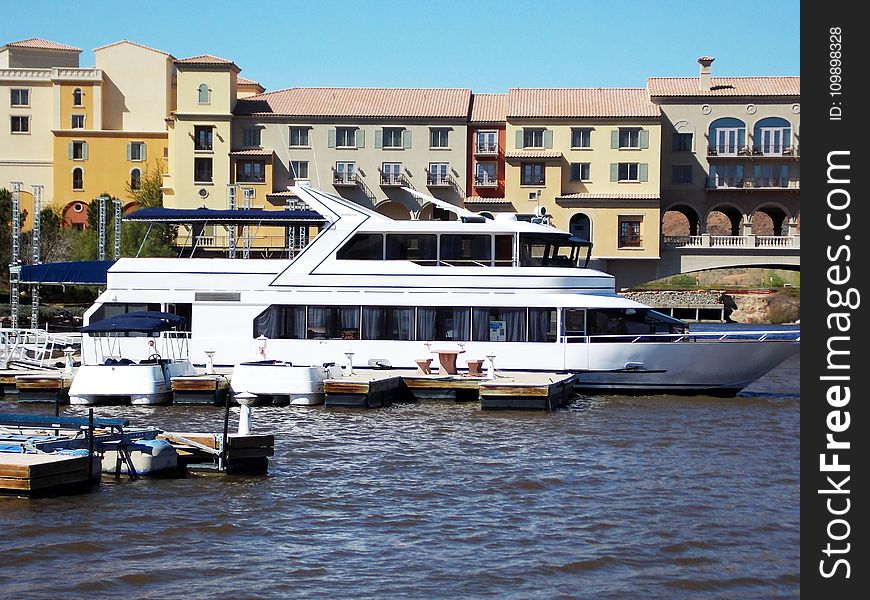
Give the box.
[72,88,84,107]
[708,117,746,156]
[429,128,449,148]
[198,84,211,105]
[382,127,404,148]
[523,128,544,148]
[243,127,262,147]
[194,157,213,183]
[237,160,265,183]
[289,127,309,147]
[70,141,87,160]
[71,114,85,129]
[194,126,213,151]
[476,130,498,153]
[521,162,545,186]
[381,162,403,185]
[475,161,497,185]
[671,165,693,184]
[130,168,142,191]
[128,141,146,161]
[428,162,449,185]
[335,127,357,148]
[672,132,693,152]
[571,128,591,148]
[334,161,355,184]
[290,160,309,179]
[10,89,30,107]
[72,167,83,190]
[618,128,641,148]
[617,163,639,182]
[619,219,642,248]
[570,163,591,182]
[11,115,30,133]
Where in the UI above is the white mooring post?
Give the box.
[63,347,75,374]
[235,391,257,436]
[486,354,497,379]
[204,349,216,374]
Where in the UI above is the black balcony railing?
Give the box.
[333,172,357,185]
[474,142,499,155]
[427,175,452,187]
[474,176,498,187]
[380,173,405,186]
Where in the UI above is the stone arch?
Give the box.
[63,200,89,228]
[706,203,744,236]
[569,212,592,242]
[662,204,701,236]
[416,202,457,221]
[375,200,412,220]
[749,201,790,236]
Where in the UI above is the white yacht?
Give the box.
[69,311,198,405]
[79,185,799,397]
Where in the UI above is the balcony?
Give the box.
[751,145,800,158]
[474,142,499,156]
[707,145,751,157]
[380,173,406,187]
[474,176,498,188]
[663,234,800,249]
[706,177,800,191]
[333,172,358,187]
[427,174,453,187]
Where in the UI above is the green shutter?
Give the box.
[328,128,336,148]
[640,129,649,149]
[126,142,132,161]
[639,163,648,182]
[402,129,411,149]
[374,129,382,148]
[355,129,365,148]
[141,144,147,161]
[543,129,553,149]
[68,142,74,160]
[610,163,618,182]
[515,130,523,149]
[82,142,88,160]
[611,130,619,148]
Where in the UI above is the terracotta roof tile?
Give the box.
[505,151,563,160]
[175,54,238,68]
[557,193,660,200]
[507,88,659,118]
[470,93,507,123]
[647,77,800,97]
[464,197,511,204]
[92,40,173,57]
[229,149,274,156]
[5,38,81,52]
[237,76,261,86]
[234,87,472,119]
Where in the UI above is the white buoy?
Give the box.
[344,351,355,376]
[204,349,216,374]
[63,347,75,374]
[485,354,496,379]
[235,391,257,435]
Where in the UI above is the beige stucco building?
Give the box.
[503,88,662,265]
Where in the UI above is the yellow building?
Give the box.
[504,88,661,266]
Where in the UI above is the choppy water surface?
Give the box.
[0,339,799,598]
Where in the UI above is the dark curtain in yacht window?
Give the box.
[472,308,526,341]
[528,308,555,342]
[417,307,469,341]
[362,307,414,340]
[253,305,305,339]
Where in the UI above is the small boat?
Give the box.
[69,311,198,405]
[229,360,344,405]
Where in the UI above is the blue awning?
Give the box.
[123,207,325,224]
[18,260,116,285]
[81,311,187,334]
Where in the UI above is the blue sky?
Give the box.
[3,0,799,93]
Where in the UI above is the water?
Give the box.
[0,328,799,599]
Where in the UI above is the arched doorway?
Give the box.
[706,205,743,236]
[375,200,412,220]
[569,212,592,242]
[750,204,787,236]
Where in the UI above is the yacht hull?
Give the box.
[69,361,198,406]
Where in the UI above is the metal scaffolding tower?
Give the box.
[8,182,22,329]
[241,188,254,259]
[226,184,237,258]
[30,185,43,328]
[114,199,122,258]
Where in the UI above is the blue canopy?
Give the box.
[81,311,187,334]
[124,207,325,224]
[19,260,116,285]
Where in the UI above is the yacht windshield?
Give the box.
[519,233,592,268]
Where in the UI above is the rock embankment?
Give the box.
[620,290,800,324]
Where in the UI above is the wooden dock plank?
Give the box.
[0,454,89,479]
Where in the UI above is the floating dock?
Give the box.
[13,373,73,404]
[323,370,577,410]
[0,453,94,497]
[171,375,230,406]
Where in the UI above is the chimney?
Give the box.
[698,56,715,92]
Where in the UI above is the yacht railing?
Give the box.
[0,328,81,369]
[562,330,800,344]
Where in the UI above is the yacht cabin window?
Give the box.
[439,234,491,266]
[336,233,384,260]
[385,234,437,263]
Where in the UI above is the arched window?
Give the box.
[753,117,792,156]
[569,213,592,242]
[198,83,210,105]
[130,168,142,191]
[73,88,83,106]
[72,167,83,190]
[708,117,746,156]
